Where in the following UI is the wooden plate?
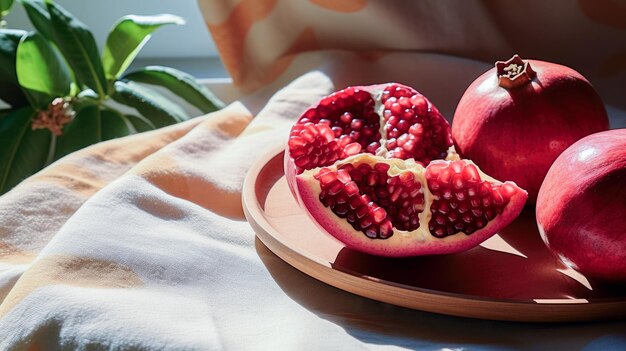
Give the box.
[242,146,626,322]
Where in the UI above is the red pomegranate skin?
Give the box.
[536,129,626,282]
[452,57,609,203]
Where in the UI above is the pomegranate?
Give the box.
[286,83,528,257]
[452,55,609,203]
[537,129,626,282]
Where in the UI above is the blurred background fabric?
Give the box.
[198,0,626,110]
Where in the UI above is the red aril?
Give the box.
[451,55,609,203]
[286,83,528,257]
[537,129,626,282]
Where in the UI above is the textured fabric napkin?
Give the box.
[0,73,383,350]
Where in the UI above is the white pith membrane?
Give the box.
[288,84,527,256]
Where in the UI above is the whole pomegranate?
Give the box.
[537,129,626,282]
[286,83,528,257]
[451,55,609,203]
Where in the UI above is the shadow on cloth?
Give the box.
[256,237,626,350]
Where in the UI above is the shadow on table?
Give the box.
[256,237,626,350]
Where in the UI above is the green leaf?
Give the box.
[0,81,27,107]
[102,14,184,82]
[0,0,14,17]
[111,80,188,128]
[0,29,27,107]
[0,29,24,80]
[16,32,70,107]
[0,107,50,194]
[20,0,77,93]
[19,0,55,42]
[124,66,225,113]
[125,114,155,132]
[54,105,129,159]
[46,0,106,96]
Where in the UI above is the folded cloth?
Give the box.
[0,72,372,349]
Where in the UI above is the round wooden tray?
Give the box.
[243,146,626,322]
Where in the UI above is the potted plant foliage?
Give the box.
[0,0,224,194]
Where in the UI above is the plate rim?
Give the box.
[243,145,626,322]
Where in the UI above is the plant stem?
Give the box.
[45,133,57,165]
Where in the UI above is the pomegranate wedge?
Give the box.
[286,83,527,257]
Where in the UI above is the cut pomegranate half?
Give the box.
[286,83,527,257]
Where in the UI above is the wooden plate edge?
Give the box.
[242,146,626,322]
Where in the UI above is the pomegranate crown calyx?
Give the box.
[495,54,536,89]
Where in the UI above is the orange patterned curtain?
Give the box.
[198,0,626,109]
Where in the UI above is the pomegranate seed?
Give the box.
[379,221,393,238]
[408,124,423,136]
[356,205,368,218]
[451,161,463,173]
[361,217,373,229]
[365,227,377,238]
[463,164,480,183]
[344,142,362,156]
[476,218,487,229]
[320,125,334,142]
[467,186,477,197]
[397,120,409,132]
[400,172,414,183]
[345,181,359,196]
[500,183,516,200]
[328,181,343,195]
[336,194,348,204]
[458,202,469,213]
[340,112,353,124]
[366,142,379,154]
[455,191,466,201]
[426,180,438,193]
[337,169,351,183]
[479,183,490,196]
[362,127,374,137]
[375,163,390,173]
[390,186,403,202]
[335,205,348,216]
[304,123,319,136]
[350,119,363,130]
[390,103,402,115]
[288,136,306,148]
[482,197,491,207]
[438,168,453,186]
[295,156,310,168]
[331,126,343,137]
[435,214,445,225]
[300,130,315,143]
[318,170,336,185]
[492,188,505,205]
[452,174,464,189]
[372,207,387,223]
